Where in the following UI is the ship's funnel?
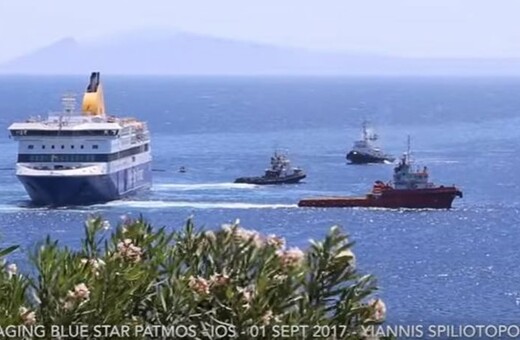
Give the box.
[81,72,105,116]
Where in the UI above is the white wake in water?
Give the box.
[153,182,258,191]
[425,159,460,164]
[103,200,296,210]
[0,204,37,212]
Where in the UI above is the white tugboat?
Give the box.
[234,151,306,185]
[8,72,152,206]
[346,121,395,164]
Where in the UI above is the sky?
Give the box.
[1,0,519,63]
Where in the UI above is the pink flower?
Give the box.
[204,231,217,243]
[102,220,111,230]
[6,263,17,278]
[19,307,36,325]
[266,234,285,249]
[237,285,256,305]
[261,310,274,325]
[209,272,230,288]
[73,283,90,300]
[369,298,386,321]
[116,239,143,263]
[63,283,90,310]
[273,274,288,283]
[233,227,263,247]
[81,258,105,276]
[276,247,305,268]
[188,276,210,296]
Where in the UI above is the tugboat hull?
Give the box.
[346,151,395,164]
[298,187,462,209]
[235,173,306,185]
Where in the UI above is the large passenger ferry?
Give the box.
[8,72,152,206]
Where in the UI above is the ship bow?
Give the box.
[18,175,118,206]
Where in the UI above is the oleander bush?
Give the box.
[0,216,387,339]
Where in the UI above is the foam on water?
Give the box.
[0,204,38,212]
[0,203,105,213]
[418,158,461,164]
[100,200,297,210]
[153,182,258,191]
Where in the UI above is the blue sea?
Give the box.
[1,76,520,325]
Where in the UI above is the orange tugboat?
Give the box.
[299,138,462,209]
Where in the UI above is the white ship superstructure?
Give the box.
[8,72,152,205]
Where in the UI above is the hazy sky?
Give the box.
[1,0,519,63]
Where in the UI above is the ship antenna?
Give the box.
[406,135,411,163]
[59,93,76,134]
[61,93,77,114]
[362,120,368,141]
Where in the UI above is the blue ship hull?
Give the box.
[18,162,152,206]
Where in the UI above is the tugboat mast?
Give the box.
[406,135,411,163]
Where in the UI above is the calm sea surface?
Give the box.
[1,76,519,324]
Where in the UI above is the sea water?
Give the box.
[0,76,519,324]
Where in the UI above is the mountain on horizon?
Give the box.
[2,30,520,76]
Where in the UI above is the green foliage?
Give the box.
[0,216,387,339]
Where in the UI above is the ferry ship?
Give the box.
[8,72,152,206]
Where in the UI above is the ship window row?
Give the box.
[28,144,98,150]
[18,144,149,163]
[12,130,119,137]
[25,154,98,162]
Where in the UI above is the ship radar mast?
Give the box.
[362,120,378,142]
[406,135,411,163]
[81,72,105,116]
[61,93,77,114]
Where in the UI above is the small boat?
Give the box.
[346,121,395,164]
[234,151,306,185]
[300,137,462,209]
[179,166,186,173]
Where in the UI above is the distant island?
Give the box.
[1,30,520,76]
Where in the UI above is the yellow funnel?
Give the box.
[82,72,105,116]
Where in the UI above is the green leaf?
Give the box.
[0,245,19,257]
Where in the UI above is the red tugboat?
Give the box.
[299,138,462,209]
